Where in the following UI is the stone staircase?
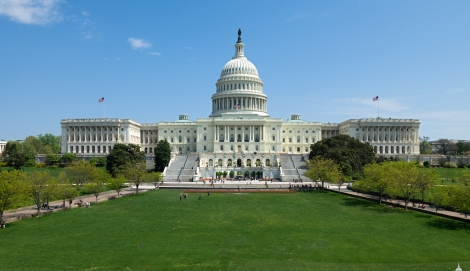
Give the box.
[163,155,187,182]
[291,154,311,181]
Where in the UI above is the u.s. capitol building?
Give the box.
[60,30,420,174]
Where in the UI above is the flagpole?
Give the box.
[377,99,379,118]
[103,101,106,118]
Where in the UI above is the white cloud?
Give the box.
[0,0,63,25]
[148,52,161,56]
[127,38,151,50]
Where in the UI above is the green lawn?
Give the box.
[431,167,466,183]
[0,190,469,270]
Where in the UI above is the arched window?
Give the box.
[209,159,213,167]
[266,159,271,166]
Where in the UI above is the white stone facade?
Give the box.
[0,140,6,156]
[59,30,420,159]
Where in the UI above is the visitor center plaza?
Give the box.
[60,30,420,176]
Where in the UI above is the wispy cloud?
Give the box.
[128,38,151,49]
[0,0,63,25]
[148,52,161,56]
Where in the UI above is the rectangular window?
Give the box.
[282,138,285,143]
[171,138,174,143]
[204,136,207,141]
[220,145,224,151]
[255,145,259,151]
[272,136,275,141]
[194,138,196,142]
[272,146,275,151]
[305,138,309,143]
[297,147,300,152]
[230,145,233,151]
[289,147,292,152]
[204,145,207,151]
[289,138,292,143]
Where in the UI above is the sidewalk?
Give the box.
[2,186,150,223]
[326,183,470,222]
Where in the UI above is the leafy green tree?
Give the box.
[360,162,396,204]
[456,141,470,155]
[3,141,26,170]
[429,186,451,213]
[45,153,60,166]
[122,162,147,194]
[0,170,28,222]
[66,160,97,191]
[154,140,171,172]
[27,171,57,217]
[106,143,145,177]
[449,168,470,215]
[146,171,163,189]
[309,135,375,177]
[416,169,436,203]
[86,170,109,203]
[37,133,61,154]
[23,136,43,154]
[389,161,419,210]
[108,176,127,197]
[419,136,433,154]
[96,157,106,167]
[60,153,77,167]
[304,157,342,189]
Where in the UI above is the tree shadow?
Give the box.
[426,218,470,231]
[341,197,404,214]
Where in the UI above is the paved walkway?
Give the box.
[325,183,470,222]
[2,186,151,223]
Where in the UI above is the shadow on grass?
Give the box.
[341,197,404,214]
[426,218,470,231]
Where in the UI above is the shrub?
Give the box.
[49,165,59,169]
[443,162,458,168]
[0,161,7,167]
[24,159,36,167]
[423,161,430,168]
[36,163,46,168]
[229,171,234,178]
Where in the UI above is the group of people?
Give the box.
[289,183,313,190]
[1,221,5,229]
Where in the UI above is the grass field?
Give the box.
[1,190,469,270]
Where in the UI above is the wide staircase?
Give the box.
[179,154,199,181]
[280,154,299,181]
[291,154,311,181]
[163,155,187,182]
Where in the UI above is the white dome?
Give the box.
[220,58,259,77]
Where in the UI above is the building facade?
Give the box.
[60,30,420,165]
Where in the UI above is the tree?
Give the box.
[434,138,457,155]
[146,171,163,189]
[106,143,145,177]
[154,140,171,172]
[429,186,451,213]
[0,170,28,222]
[3,141,25,170]
[108,177,127,197]
[122,162,147,194]
[60,153,77,167]
[304,157,342,189]
[449,168,470,215]
[390,161,419,210]
[23,136,42,166]
[66,160,96,191]
[419,136,432,154]
[309,135,375,177]
[357,162,393,204]
[27,171,57,217]
[415,169,436,203]
[456,141,470,155]
[37,133,61,154]
[45,153,60,166]
[86,170,109,203]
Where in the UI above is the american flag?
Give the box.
[373,96,378,101]
[98,97,104,102]
[234,103,239,109]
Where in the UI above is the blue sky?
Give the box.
[1,0,469,141]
